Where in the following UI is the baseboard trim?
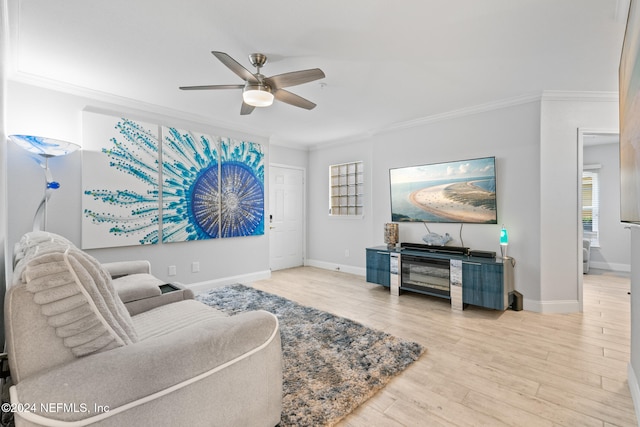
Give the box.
[628,363,640,425]
[523,298,580,313]
[186,270,272,293]
[304,259,366,277]
[590,261,631,273]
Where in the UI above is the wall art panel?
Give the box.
[219,138,265,238]
[82,112,160,249]
[161,127,221,242]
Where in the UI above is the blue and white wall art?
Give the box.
[161,127,221,242]
[82,112,160,249]
[81,112,264,249]
[218,138,265,238]
[161,128,264,242]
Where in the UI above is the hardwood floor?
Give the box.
[251,266,638,427]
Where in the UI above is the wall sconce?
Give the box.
[384,223,399,249]
[9,135,80,231]
[500,224,509,258]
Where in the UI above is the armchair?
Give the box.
[5,231,282,426]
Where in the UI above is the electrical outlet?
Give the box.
[345,249,350,257]
[168,265,176,276]
[192,261,200,273]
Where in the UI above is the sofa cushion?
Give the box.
[132,299,228,341]
[112,273,163,303]
[19,232,138,357]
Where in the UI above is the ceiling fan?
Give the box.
[179,51,326,115]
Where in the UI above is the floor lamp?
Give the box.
[9,135,80,231]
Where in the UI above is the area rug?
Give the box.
[197,284,424,427]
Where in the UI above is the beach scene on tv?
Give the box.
[390,157,497,224]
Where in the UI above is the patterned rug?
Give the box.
[197,284,424,427]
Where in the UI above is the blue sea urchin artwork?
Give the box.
[162,129,264,241]
[82,115,161,248]
[82,113,264,249]
[219,139,265,238]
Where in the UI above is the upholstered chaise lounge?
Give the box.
[5,231,282,426]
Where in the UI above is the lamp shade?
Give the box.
[9,134,80,231]
[9,135,80,157]
[500,226,509,246]
[242,84,274,107]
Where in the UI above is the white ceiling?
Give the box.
[6,0,630,148]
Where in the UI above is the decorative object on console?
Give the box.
[422,222,452,246]
[9,134,80,231]
[422,232,452,246]
[384,222,399,248]
[390,156,497,224]
[500,224,509,258]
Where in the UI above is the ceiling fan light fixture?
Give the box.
[243,84,274,107]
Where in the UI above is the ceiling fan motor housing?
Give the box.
[243,82,274,107]
[249,53,268,69]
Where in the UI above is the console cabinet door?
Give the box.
[366,249,390,287]
[462,261,504,310]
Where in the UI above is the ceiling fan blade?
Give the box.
[179,84,244,90]
[274,89,317,110]
[240,102,255,115]
[266,68,325,89]
[212,51,258,84]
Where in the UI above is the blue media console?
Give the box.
[366,244,515,311]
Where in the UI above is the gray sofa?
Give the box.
[5,231,282,426]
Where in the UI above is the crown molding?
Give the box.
[309,90,620,150]
[540,90,618,102]
[7,71,272,142]
[309,92,543,151]
[8,69,620,151]
[378,92,543,135]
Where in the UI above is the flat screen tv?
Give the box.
[389,156,497,224]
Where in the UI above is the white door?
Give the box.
[269,166,305,270]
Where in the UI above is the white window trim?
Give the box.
[582,166,600,247]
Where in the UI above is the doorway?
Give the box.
[269,165,305,271]
[577,129,620,312]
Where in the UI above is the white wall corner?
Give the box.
[628,362,640,426]
[589,261,631,273]
[186,270,272,294]
[523,298,580,313]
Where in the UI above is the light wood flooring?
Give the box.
[251,266,638,427]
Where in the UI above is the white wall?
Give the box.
[308,100,542,303]
[539,93,619,310]
[583,141,631,271]
[0,0,8,345]
[630,228,640,417]
[6,81,270,286]
[270,144,308,170]
[306,139,373,274]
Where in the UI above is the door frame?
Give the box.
[576,127,619,312]
[269,163,307,270]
